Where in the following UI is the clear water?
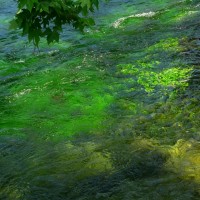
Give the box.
[0,0,200,199]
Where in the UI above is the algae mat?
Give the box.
[0,0,200,199]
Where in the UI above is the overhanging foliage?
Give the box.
[10,0,99,46]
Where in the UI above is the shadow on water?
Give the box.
[0,0,200,199]
[67,136,200,200]
[1,136,200,199]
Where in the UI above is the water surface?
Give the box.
[0,0,200,199]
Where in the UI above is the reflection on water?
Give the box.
[0,0,200,199]
[112,11,156,28]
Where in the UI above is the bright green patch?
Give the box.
[3,56,114,140]
[117,62,191,92]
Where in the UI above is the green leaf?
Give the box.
[86,18,95,26]
[34,34,40,47]
[28,29,34,42]
[18,0,27,9]
[9,19,19,30]
[82,5,88,16]
[41,2,50,13]
[47,30,59,44]
[92,0,99,8]
[80,0,91,8]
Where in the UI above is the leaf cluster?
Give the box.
[10,0,99,46]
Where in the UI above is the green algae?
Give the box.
[1,0,200,199]
[2,55,114,140]
[147,38,182,52]
[118,63,191,92]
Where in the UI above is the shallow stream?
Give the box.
[0,0,200,199]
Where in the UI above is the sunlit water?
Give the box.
[0,0,200,199]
